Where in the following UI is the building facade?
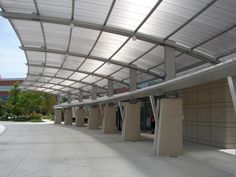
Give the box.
[0,78,24,101]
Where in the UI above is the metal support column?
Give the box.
[227,76,236,113]
[165,46,176,80]
[92,86,97,100]
[129,65,137,91]
[79,90,84,102]
[108,77,114,97]
[149,95,160,156]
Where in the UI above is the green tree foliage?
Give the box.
[2,83,56,117]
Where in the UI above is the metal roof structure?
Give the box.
[1,0,236,100]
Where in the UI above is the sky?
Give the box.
[0,16,27,79]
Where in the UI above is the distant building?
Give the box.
[0,78,24,101]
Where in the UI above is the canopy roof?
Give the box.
[1,0,236,99]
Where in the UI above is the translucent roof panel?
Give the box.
[12,20,44,47]
[70,27,100,55]
[56,70,73,78]
[137,73,155,83]
[33,83,44,87]
[196,28,236,57]
[43,23,70,51]
[37,0,72,19]
[91,32,128,58]
[26,51,45,65]
[74,0,113,25]
[95,79,108,87]
[170,0,236,48]
[95,63,122,76]
[49,78,64,84]
[1,0,36,14]
[175,54,200,71]
[28,66,43,75]
[45,53,65,67]
[111,68,129,80]
[38,76,52,82]
[43,68,58,77]
[107,0,157,31]
[27,75,39,81]
[43,83,55,88]
[112,39,155,63]
[71,83,86,89]
[82,76,101,83]
[79,59,104,72]
[133,46,164,70]
[63,56,85,70]
[2,0,236,97]
[60,80,75,86]
[139,0,210,38]
[69,72,88,81]
[52,85,64,90]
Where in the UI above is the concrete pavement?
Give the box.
[0,121,234,177]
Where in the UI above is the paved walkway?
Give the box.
[0,122,235,177]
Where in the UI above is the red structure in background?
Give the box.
[0,78,24,101]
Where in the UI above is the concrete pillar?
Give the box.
[54,109,62,124]
[156,98,183,156]
[64,108,72,125]
[122,102,140,141]
[88,106,99,129]
[102,104,117,134]
[75,107,85,127]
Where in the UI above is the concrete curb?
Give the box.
[0,124,6,134]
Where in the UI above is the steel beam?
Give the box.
[54,58,236,108]
[0,11,218,65]
[21,46,163,79]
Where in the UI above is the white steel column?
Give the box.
[149,95,160,156]
[227,76,236,113]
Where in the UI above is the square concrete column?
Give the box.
[102,104,117,134]
[75,107,85,127]
[156,98,183,156]
[122,102,140,141]
[54,109,62,124]
[64,108,72,125]
[88,106,99,129]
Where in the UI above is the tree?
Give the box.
[8,82,21,115]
